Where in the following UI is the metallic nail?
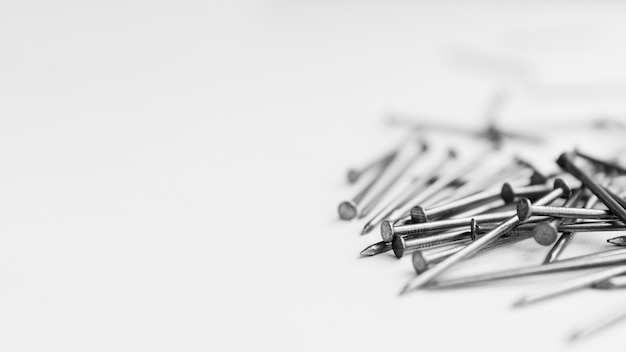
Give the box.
[445,198,509,220]
[516,199,616,222]
[549,222,626,232]
[412,230,534,274]
[545,248,626,265]
[500,183,554,203]
[472,221,626,237]
[358,142,428,219]
[339,157,395,220]
[604,186,626,211]
[392,225,476,259]
[400,179,571,293]
[514,265,626,307]
[382,210,516,242]
[593,275,626,289]
[360,149,456,234]
[429,251,626,289]
[574,148,626,175]
[359,241,393,257]
[557,152,626,224]
[532,188,585,246]
[569,302,626,342]
[410,188,502,223]
[515,156,548,184]
[347,149,397,184]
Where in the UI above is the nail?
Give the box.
[569,302,626,342]
[358,141,428,219]
[392,225,475,259]
[360,149,456,234]
[514,265,626,307]
[444,198,510,220]
[410,188,502,223]
[473,221,626,237]
[400,178,571,293]
[412,230,534,274]
[574,148,626,175]
[531,188,585,246]
[347,149,397,184]
[359,241,393,257]
[516,199,616,222]
[500,183,554,203]
[557,152,626,224]
[339,157,395,220]
[556,248,626,264]
[381,210,516,242]
[593,274,626,289]
[515,156,548,184]
[429,251,626,289]
[604,186,626,211]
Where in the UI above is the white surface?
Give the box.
[2,1,626,351]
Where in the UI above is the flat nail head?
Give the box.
[411,206,428,223]
[531,171,548,185]
[347,169,360,183]
[553,178,572,198]
[470,219,478,241]
[517,198,533,221]
[501,183,515,203]
[338,201,358,220]
[381,220,395,242]
[533,222,559,246]
[412,251,429,274]
[392,235,406,258]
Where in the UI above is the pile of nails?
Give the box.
[340,129,626,342]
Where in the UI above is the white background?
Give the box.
[2,1,626,351]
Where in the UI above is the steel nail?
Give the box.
[381,210,517,242]
[557,152,626,224]
[574,148,626,175]
[392,226,475,259]
[428,251,626,289]
[347,149,397,184]
[500,183,556,204]
[569,302,626,341]
[412,230,535,274]
[514,265,626,307]
[410,188,502,223]
[516,199,616,222]
[593,274,626,289]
